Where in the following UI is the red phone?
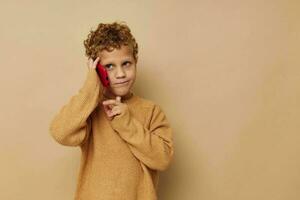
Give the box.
[96,62,110,87]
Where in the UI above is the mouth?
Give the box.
[115,80,129,85]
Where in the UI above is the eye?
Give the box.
[105,64,114,69]
[123,61,131,67]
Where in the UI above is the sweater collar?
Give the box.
[101,91,138,104]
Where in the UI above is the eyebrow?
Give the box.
[103,58,133,65]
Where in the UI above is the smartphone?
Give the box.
[95,62,110,87]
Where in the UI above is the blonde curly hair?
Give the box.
[83,21,138,62]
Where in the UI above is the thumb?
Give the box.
[116,96,121,103]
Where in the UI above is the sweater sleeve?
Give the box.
[49,69,103,147]
[109,104,174,171]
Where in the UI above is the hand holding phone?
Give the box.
[92,58,110,88]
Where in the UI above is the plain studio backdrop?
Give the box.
[0,0,299,199]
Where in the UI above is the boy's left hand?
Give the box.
[102,96,128,120]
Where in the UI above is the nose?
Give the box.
[115,66,126,78]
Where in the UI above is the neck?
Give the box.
[102,89,133,101]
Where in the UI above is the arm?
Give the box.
[49,69,103,146]
[109,104,174,171]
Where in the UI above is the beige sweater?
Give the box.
[49,68,174,200]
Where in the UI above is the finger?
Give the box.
[112,107,121,115]
[108,109,117,117]
[93,57,100,68]
[108,104,114,110]
[107,110,113,117]
[102,104,109,113]
[102,100,113,111]
[103,105,114,118]
[102,99,118,106]
[116,96,121,103]
[109,108,120,118]
[102,101,115,109]
[103,103,113,112]
[106,110,113,120]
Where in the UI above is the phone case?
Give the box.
[96,62,110,87]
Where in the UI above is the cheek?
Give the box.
[129,68,136,78]
[106,72,113,81]
[106,69,136,82]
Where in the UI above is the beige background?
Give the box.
[1,0,299,199]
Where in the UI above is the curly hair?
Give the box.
[83,21,138,62]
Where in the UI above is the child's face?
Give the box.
[98,45,137,99]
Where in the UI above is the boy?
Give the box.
[49,21,174,200]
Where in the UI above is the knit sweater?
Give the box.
[49,68,174,200]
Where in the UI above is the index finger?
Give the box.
[102,99,119,106]
[93,57,100,67]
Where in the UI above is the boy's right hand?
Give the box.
[87,57,109,96]
[87,57,100,70]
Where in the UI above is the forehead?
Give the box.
[99,45,134,62]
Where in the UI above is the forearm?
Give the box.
[110,105,174,171]
[49,69,103,146]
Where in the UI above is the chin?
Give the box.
[112,88,131,97]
